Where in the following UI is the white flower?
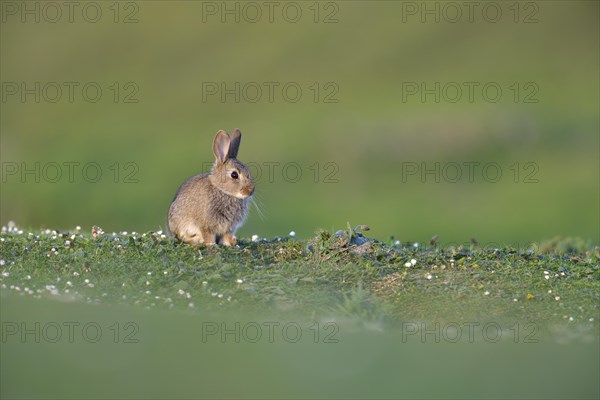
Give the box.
[513,298,518,302]
[410,259,417,266]
[548,289,552,293]
[0,260,5,266]
[289,231,296,237]
[147,272,152,276]
[178,289,185,295]
[252,234,259,242]
[202,281,208,285]
[218,293,223,298]
[84,279,90,284]
[543,271,549,275]
[568,316,574,321]
[76,226,81,231]
[555,296,560,301]
[484,291,490,296]
[426,274,433,280]
[404,262,412,267]
[394,240,400,245]
[236,279,243,283]
[413,242,419,248]
[544,275,549,280]
[45,285,59,295]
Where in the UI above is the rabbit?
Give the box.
[168,129,255,246]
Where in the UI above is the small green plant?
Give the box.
[330,283,392,327]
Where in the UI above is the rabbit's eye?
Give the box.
[230,171,239,179]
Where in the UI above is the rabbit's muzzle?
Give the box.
[240,185,254,198]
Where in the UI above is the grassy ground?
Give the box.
[1,224,599,399]
[1,224,598,324]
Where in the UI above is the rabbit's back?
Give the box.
[168,174,211,239]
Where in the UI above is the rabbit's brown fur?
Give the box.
[168,129,254,246]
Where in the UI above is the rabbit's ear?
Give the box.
[228,129,242,159]
[213,130,231,164]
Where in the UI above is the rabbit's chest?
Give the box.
[210,196,245,224]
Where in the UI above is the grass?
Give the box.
[2,223,599,399]
[1,223,598,328]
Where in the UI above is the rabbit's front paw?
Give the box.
[222,233,237,246]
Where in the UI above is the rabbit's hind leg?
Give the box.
[177,226,209,245]
[198,229,216,246]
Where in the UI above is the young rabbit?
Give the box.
[168,129,255,246]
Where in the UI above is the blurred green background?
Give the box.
[1,1,598,244]
[2,296,599,399]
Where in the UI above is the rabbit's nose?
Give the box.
[241,185,254,197]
